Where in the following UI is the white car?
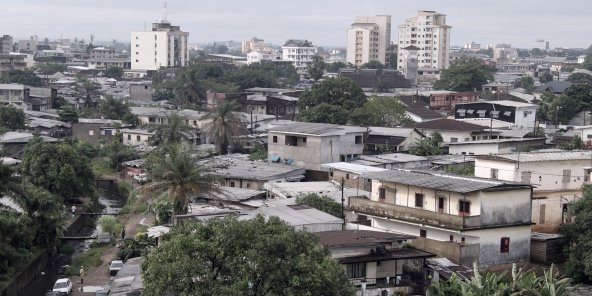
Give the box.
[133,173,148,184]
[109,260,124,276]
[52,278,72,295]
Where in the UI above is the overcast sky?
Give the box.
[2,0,591,49]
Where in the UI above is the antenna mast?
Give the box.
[160,1,168,23]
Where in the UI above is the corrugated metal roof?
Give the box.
[363,169,529,193]
[321,162,387,174]
[478,150,592,163]
[270,122,366,136]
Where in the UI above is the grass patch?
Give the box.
[92,158,115,177]
[65,243,113,277]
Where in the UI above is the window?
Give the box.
[491,168,499,179]
[459,200,471,216]
[562,169,571,184]
[246,183,250,189]
[500,237,510,253]
[438,197,445,213]
[379,187,386,203]
[521,171,531,184]
[127,135,131,140]
[450,137,458,143]
[461,237,466,243]
[89,130,94,136]
[285,135,297,146]
[272,136,277,143]
[302,137,307,143]
[104,130,112,136]
[450,235,454,242]
[346,263,366,278]
[355,135,363,144]
[136,135,141,142]
[230,181,235,187]
[415,193,424,208]
[420,229,427,238]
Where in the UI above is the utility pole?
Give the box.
[341,177,345,230]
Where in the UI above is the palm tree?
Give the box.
[148,112,191,146]
[174,65,206,107]
[147,145,218,217]
[203,100,245,155]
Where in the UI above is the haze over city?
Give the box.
[2,0,592,48]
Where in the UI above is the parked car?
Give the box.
[45,292,67,296]
[109,260,124,276]
[133,173,148,184]
[95,285,111,296]
[52,278,72,295]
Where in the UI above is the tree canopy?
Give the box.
[562,184,592,283]
[568,72,592,84]
[296,193,342,218]
[203,100,245,155]
[0,105,26,130]
[298,77,366,124]
[105,66,123,79]
[58,104,79,123]
[351,96,411,127]
[307,55,326,81]
[20,136,95,200]
[100,96,138,125]
[433,57,494,91]
[539,70,555,83]
[0,69,43,86]
[141,216,354,296]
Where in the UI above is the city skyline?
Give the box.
[2,0,592,49]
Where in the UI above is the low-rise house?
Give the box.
[475,150,592,232]
[365,127,424,154]
[72,118,122,144]
[0,83,28,108]
[28,87,56,110]
[455,100,538,129]
[27,117,70,138]
[319,230,434,296]
[129,81,153,101]
[350,169,532,267]
[448,138,547,156]
[429,91,480,112]
[415,119,497,144]
[533,81,573,95]
[0,53,27,75]
[121,128,154,146]
[131,107,206,129]
[267,122,367,171]
[0,132,58,158]
[351,153,430,170]
[205,156,305,190]
[322,162,387,191]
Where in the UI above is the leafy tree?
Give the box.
[539,70,554,83]
[308,55,326,81]
[58,104,79,123]
[410,137,441,156]
[174,64,209,107]
[105,66,123,79]
[351,96,411,127]
[298,103,350,125]
[249,144,267,161]
[98,216,120,236]
[361,60,385,72]
[296,193,342,218]
[568,72,592,84]
[100,96,137,125]
[531,48,544,57]
[75,77,102,108]
[299,77,366,111]
[433,57,494,91]
[223,62,279,90]
[146,145,217,215]
[17,182,66,245]
[517,76,535,93]
[582,46,592,71]
[104,141,138,170]
[537,92,580,124]
[203,100,245,155]
[0,69,43,86]
[216,44,229,54]
[141,216,354,296]
[325,61,348,73]
[564,83,592,110]
[20,136,95,200]
[0,105,25,130]
[562,184,592,283]
[118,236,153,262]
[35,63,67,74]
[153,198,173,225]
[149,112,191,146]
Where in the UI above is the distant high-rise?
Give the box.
[533,39,549,51]
[131,10,189,71]
[241,37,266,54]
[282,39,317,75]
[397,10,451,77]
[0,35,14,54]
[346,15,392,67]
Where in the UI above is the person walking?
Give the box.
[121,228,126,240]
[71,205,76,218]
[79,266,84,284]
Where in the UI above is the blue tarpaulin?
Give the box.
[270,155,280,162]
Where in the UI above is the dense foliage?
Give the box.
[248,144,267,161]
[410,133,442,156]
[562,184,592,283]
[351,96,411,127]
[0,69,43,86]
[203,100,245,155]
[20,136,95,200]
[0,105,26,130]
[141,216,354,296]
[433,57,494,91]
[298,77,366,124]
[100,96,138,125]
[296,193,342,218]
[537,83,592,124]
[307,55,326,81]
[58,104,79,123]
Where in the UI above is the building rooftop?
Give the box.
[206,157,305,181]
[415,119,485,132]
[269,122,366,136]
[447,137,545,145]
[321,162,387,174]
[405,105,445,121]
[319,230,415,248]
[77,118,123,125]
[477,150,592,163]
[109,257,143,296]
[338,247,435,264]
[352,154,428,166]
[363,169,530,193]
[0,132,57,144]
[368,127,420,138]
[534,81,573,93]
[121,128,153,135]
[208,186,265,202]
[456,100,537,108]
[255,204,343,229]
[0,83,26,90]
[283,39,314,47]
[245,87,296,93]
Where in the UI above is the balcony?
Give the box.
[349,197,482,230]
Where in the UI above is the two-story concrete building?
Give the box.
[268,122,367,171]
[72,118,122,144]
[415,119,498,144]
[455,100,538,129]
[475,150,592,232]
[349,169,532,267]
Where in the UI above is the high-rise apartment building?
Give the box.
[131,21,189,71]
[346,15,392,67]
[0,35,14,54]
[241,37,266,54]
[282,39,317,75]
[533,39,549,51]
[397,10,451,77]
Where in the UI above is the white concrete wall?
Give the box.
[449,143,499,155]
[417,129,473,144]
[131,31,168,70]
[474,159,517,181]
[514,106,537,129]
[372,217,480,244]
[122,132,151,146]
[464,225,531,267]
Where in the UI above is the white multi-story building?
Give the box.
[533,39,549,51]
[281,39,317,75]
[346,15,391,67]
[131,21,189,71]
[397,10,451,78]
[246,50,280,65]
[241,37,266,54]
[493,44,518,63]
